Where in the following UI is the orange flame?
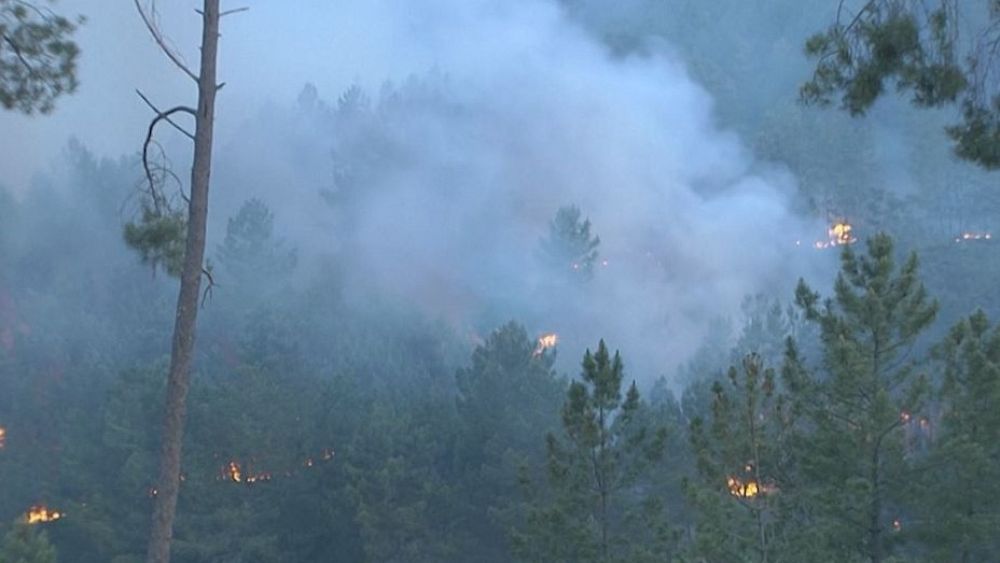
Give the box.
[814,221,856,249]
[0,426,5,449]
[226,461,242,483]
[25,506,63,524]
[727,476,777,498]
[533,333,558,357]
[727,476,760,498]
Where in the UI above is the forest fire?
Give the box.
[225,461,242,483]
[727,476,776,498]
[955,231,992,242]
[727,476,759,498]
[0,426,5,449]
[814,220,856,249]
[218,450,334,487]
[245,472,272,484]
[533,333,558,356]
[25,506,64,524]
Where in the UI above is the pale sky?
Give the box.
[0,0,421,192]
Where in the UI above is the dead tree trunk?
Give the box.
[145,2,220,562]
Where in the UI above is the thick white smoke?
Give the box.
[208,0,825,381]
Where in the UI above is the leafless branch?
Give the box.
[200,267,216,307]
[134,0,198,82]
[142,105,197,210]
[136,90,195,140]
[220,7,249,17]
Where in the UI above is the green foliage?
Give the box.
[513,340,672,562]
[346,401,465,563]
[914,310,1000,560]
[0,522,57,563]
[453,322,566,561]
[123,205,186,277]
[0,0,81,114]
[539,205,600,280]
[799,1,1000,169]
[687,353,798,562]
[216,199,297,285]
[801,3,965,113]
[785,233,937,562]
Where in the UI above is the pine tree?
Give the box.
[0,0,81,114]
[216,199,297,287]
[687,353,796,563]
[453,322,565,561]
[539,205,600,280]
[784,233,937,563]
[916,310,1000,561]
[513,340,670,562]
[799,1,1000,169]
[0,522,57,563]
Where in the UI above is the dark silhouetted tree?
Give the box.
[0,0,80,114]
[800,1,1000,168]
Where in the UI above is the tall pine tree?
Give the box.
[784,233,937,563]
[513,340,670,562]
[916,310,1000,561]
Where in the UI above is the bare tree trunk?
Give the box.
[146,2,219,562]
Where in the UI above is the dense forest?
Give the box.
[3,0,1000,562]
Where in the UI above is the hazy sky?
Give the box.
[0,0,435,191]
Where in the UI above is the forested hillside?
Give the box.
[2,0,1000,562]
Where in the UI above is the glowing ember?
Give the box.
[900,411,911,424]
[955,231,992,243]
[226,461,242,483]
[892,518,902,532]
[0,426,5,449]
[533,333,558,356]
[245,472,272,484]
[304,458,314,468]
[25,506,63,524]
[321,448,335,461]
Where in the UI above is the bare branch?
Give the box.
[136,90,195,140]
[220,7,249,17]
[134,0,198,82]
[200,267,216,308]
[142,105,197,209]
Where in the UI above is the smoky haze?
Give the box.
[3,0,835,383]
